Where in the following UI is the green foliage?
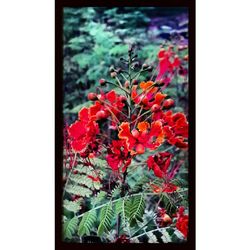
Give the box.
[63,216,79,240]
[63,199,83,213]
[128,194,146,225]
[97,202,113,236]
[65,184,93,198]
[78,210,97,236]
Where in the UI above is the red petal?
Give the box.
[106,90,117,103]
[68,120,86,140]
[78,108,89,122]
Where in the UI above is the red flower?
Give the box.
[67,107,99,154]
[156,47,181,85]
[131,81,166,110]
[163,111,188,149]
[176,206,189,238]
[152,110,188,149]
[118,121,164,155]
[147,152,173,178]
[106,140,132,172]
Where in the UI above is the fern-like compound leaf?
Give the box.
[63,216,78,240]
[78,210,97,236]
[63,199,82,213]
[97,202,113,236]
[129,194,145,225]
[65,184,93,197]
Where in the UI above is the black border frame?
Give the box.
[55,1,195,249]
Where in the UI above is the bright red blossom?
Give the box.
[67,108,99,154]
[156,47,181,85]
[106,140,132,172]
[147,152,173,178]
[132,81,166,110]
[152,110,188,149]
[118,121,164,155]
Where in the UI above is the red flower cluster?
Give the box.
[176,206,189,238]
[66,47,189,179]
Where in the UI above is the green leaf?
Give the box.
[65,184,93,197]
[63,216,78,240]
[78,210,97,236]
[63,199,82,213]
[97,202,113,236]
[129,194,145,225]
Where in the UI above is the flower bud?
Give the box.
[183,55,188,61]
[110,72,117,78]
[142,63,149,69]
[87,92,97,101]
[136,144,145,154]
[163,99,174,109]
[131,129,140,138]
[99,78,106,86]
[151,104,160,112]
[96,110,107,120]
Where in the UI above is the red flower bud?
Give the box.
[96,110,107,120]
[151,104,160,112]
[131,129,140,138]
[136,144,145,154]
[73,170,78,175]
[87,92,97,101]
[163,99,174,109]
[99,78,106,86]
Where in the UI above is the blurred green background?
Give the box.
[63,7,188,123]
